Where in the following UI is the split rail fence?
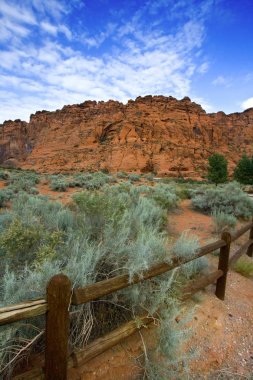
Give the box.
[0,218,253,380]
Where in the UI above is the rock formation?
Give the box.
[0,96,252,178]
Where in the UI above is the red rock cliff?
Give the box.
[0,96,252,178]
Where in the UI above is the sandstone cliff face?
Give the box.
[0,96,252,178]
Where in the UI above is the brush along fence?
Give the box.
[0,219,253,380]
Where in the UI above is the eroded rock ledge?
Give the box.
[0,95,252,178]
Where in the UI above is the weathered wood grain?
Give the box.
[72,315,154,367]
[0,299,46,314]
[45,274,72,380]
[246,218,253,257]
[0,304,47,326]
[215,231,231,300]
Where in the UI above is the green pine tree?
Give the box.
[207,153,228,184]
[234,154,253,184]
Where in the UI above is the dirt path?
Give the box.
[169,199,215,243]
[170,199,253,378]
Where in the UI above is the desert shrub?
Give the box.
[233,257,253,277]
[116,171,128,178]
[68,171,111,190]
[83,172,110,189]
[0,188,203,377]
[172,232,208,279]
[191,182,253,219]
[6,171,40,195]
[50,178,68,191]
[0,170,9,180]
[143,173,154,181]
[175,185,191,200]
[149,184,178,209]
[128,173,141,182]
[212,210,237,233]
[207,153,228,184]
[103,182,178,211]
[0,189,14,207]
[0,217,64,270]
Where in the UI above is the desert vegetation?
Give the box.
[191,182,253,219]
[0,164,252,378]
[0,169,209,378]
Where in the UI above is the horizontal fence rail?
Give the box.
[231,221,253,242]
[72,239,227,305]
[0,299,47,326]
[1,217,253,380]
[229,239,253,266]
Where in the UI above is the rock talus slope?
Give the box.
[0,96,253,177]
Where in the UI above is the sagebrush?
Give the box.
[0,173,204,378]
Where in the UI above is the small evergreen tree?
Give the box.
[234,154,253,184]
[207,153,228,184]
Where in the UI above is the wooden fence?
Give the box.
[0,219,253,380]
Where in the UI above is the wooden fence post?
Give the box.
[215,231,231,301]
[45,274,72,380]
[246,217,253,257]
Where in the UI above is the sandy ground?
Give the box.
[36,183,80,204]
[168,200,253,378]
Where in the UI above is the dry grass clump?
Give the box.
[232,257,253,277]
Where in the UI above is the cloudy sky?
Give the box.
[0,0,252,122]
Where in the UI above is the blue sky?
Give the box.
[0,0,252,122]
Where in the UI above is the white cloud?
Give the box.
[40,21,72,39]
[0,0,37,25]
[241,97,253,110]
[198,61,209,73]
[212,75,225,85]
[59,24,72,40]
[30,0,68,19]
[0,0,215,122]
[41,21,58,36]
[0,17,31,42]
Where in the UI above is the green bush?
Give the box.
[50,178,68,191]
[175,185,191,200]
[6,171,40,195]
[0,170,9,180]
[0,189,14,207]
[191,182,253,219]
[234,154,253,185]
[128,173,141,182]
[69,171,110,190]
[212,210,237,233]
[233,258,253,277]
[116,171,128,178]
[149,184,178,209]
[207,153,228,184]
